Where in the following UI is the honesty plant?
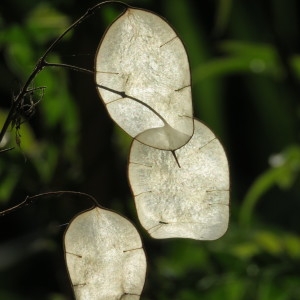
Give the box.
[128,119,229,240]
[65,207,146,299]
[95,8,194,151]
[0,2,229,299]
[95,6,229,241]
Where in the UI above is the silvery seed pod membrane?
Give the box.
[128,119,230,240]
[95,8,194,151]
[64,207,146,300]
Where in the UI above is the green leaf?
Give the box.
[214,0,233,36]
[3,25,35,77]
[239,145,300,227]
[254,231,283,256]
[193,40,282,81]
[25,3,71,44]
[283,234,300,259]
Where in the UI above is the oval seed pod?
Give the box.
[64,207,146,300]
[128,119,229,240]
[95,8,193,150]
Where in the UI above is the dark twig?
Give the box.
[0,191,100,217]
[44,62,94,75]
[0,1,128,144]
[0,147,15,154]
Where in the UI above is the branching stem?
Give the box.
[0,1,128,144]
[44,62,94,75]
[0,147,15,153]
[0,191,100,217]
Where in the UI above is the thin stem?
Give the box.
[0,191,100,217]
[44,62,94,75]
[96,84,169,126]
[26,86,47,93]
[0,147,14,153]
[0,1,128,144]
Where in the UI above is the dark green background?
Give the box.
[0,0,300,299]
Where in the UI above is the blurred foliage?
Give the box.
[0,0,300,299]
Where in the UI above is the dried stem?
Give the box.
[0,1,128,144]
[0,191,100,217]
[0,147,14,153]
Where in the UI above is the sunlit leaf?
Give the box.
[64,207,146,300]
[239,145,300,227]
[25,3,71,44]
[128,119,229,240]
[254,231,283,256]
[95,8,193,150]
[283,234,300,259]
[193,41,282,82]
[230,242,261,259]
[3,25,35,77]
